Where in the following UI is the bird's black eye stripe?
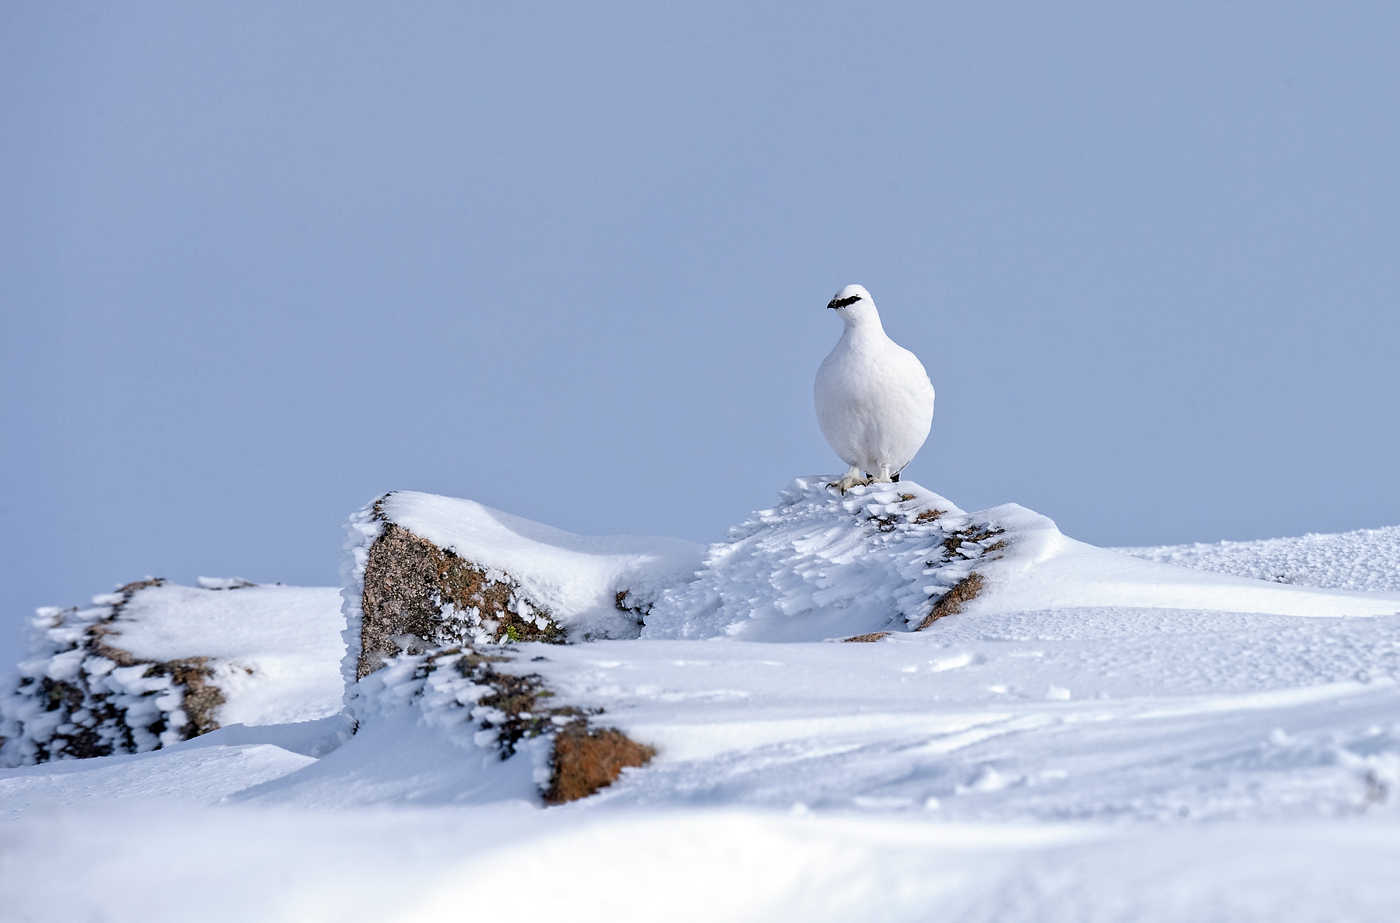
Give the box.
[827,294,863,309]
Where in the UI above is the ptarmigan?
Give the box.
[814,284,935,492]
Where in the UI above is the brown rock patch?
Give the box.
[918,572,985,630]
[545,723,657,804]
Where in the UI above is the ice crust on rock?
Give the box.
[0,580,346,766]
[351,647,557,782]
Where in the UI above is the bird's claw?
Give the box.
[828,469,871,494]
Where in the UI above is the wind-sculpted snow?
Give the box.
[644,478,1009,641]
[1117,524,1400,593]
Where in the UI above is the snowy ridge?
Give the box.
[961,507,1400,621]
[645,478,1005,641]
[0,579,345,766]
[1116,524,1400,593]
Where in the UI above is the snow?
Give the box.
[974,513,1400,618]
[5,480,1400,920]
[0,744,316,820]
[114,583,348,726]
[1116,524,1400,593]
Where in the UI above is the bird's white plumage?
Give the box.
[814,284,935,490]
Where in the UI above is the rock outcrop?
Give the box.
[642,478,1010,641]
[0,579,346,766]
[342,491,703,802]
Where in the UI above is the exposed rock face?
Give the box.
[345,492,676,802]
[357,519,564,680]
[916,572,986,630]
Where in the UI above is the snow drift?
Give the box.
[644,478,1002,641]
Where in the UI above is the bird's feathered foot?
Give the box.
[829,466,870,494]
[869,465,894,485]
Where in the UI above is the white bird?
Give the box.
[814,284,935,492]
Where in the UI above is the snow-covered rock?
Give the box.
[342,491,705,682]
[0,578,345,766]
[645,478,1002,641]
[338,491,697,801]
[645,478,1400,642]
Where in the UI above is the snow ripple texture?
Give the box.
[1117,524,1400,593]
[643,477,1006,642]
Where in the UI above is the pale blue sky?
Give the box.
[3,2,1398,664]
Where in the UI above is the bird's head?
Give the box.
[826,284,881,327]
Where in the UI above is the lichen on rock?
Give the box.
[357,519,564,680]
